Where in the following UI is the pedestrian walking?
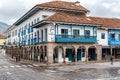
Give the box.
[18,55,20,62]
[110,56,114,65]
[16,55,18,62]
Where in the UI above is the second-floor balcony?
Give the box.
[55,35,97,43]
[108,39,120,45]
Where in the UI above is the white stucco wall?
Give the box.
[17,10,56,44]
[36,23,55,42]
[97,29,108,46]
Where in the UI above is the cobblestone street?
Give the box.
[0,51,120,80]
[56,62,120,80]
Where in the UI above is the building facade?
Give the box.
[6,1,120,64]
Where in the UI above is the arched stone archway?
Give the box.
[88,46,97,61]
[53,46,64,63]
[102,47,111,60]
[66,46,75,62]
[112,47,120,59]
[77,46,86,62]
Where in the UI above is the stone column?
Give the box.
[63,47,66,63]
[96,45,102,61]
[42,46,45,63]
[47,44,53,64]
[23,47,25,59]
[85,46,89,63]
[74,46,78,63]
[110,46,113,56]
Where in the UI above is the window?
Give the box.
[73,30,79,35]
[85,30,90,38]
[42,15,48,19]
[26,35,27,40]
[101,33,105,39]
[34,19,36,24]
[119,34,120,41]
[15,30,17,36]
[31,27,34,32]
[28,23,30,27]
[29,35,30,39]
[37,18,39,22]
[73,29,79,39]
[61,29,68,35]
[45,28,48,41]
[61,29,68,38]
[41,30,43,42]
[19,28,21,32]
[111,33,115,40]
[24,24,27,30]
[31,21,33,26]
[32,33,33,39]
[37,31,39,43]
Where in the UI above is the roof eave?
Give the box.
[33,20,101,28]
[38,6,89,13]
[14,5,39,25]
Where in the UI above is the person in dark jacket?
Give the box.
[110,56,114,65]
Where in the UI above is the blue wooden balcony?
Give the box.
[108,40,120,45]
[55,35,97,43]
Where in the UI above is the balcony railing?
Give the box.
[55,35,97,43]
[108,40,120,45]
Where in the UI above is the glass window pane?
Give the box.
[101,33,105,39]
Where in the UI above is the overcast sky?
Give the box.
[0,0,120,25]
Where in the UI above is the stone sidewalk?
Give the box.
[57,62,120,72]
[7,54,120,71]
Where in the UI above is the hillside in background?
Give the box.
[0,22,9,34]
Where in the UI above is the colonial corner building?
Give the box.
[5,1,120,64]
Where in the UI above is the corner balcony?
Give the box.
[55,35,97,43]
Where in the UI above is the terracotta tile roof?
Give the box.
[43,12,100,25]
[41,12,120,29]
[37,1,89,13]
[0,35,6,39]
[90,17,120,28]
